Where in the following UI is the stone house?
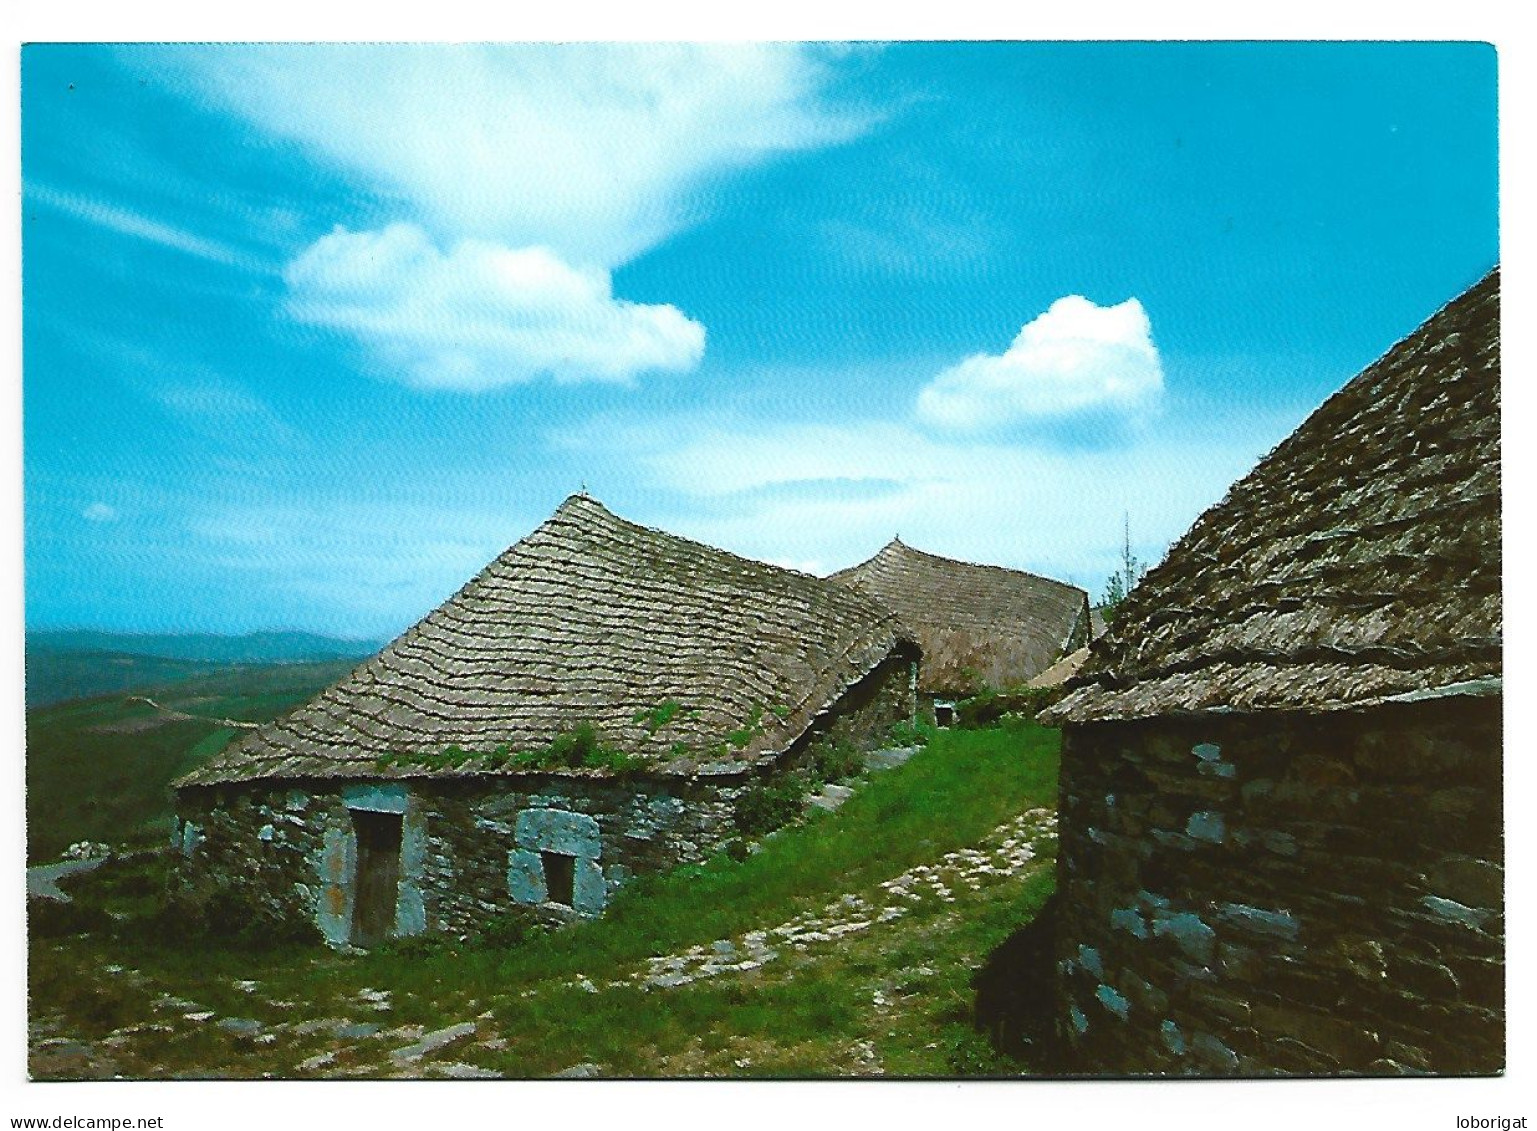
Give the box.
[1042,270,1501,1075]
[173,495,918,947]
[831,540,1090,725]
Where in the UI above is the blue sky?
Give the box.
[21,42,1498,638]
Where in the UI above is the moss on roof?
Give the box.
[179,496,915,786]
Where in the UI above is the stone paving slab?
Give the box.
[27,858,108,902]
[865,746,921,772]
[389,1021,478,1064]
[621,807,1057,992]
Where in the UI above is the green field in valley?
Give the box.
[25,660,357,861]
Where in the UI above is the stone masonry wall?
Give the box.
[176,773,745,945]
[415,774,747,938]
[172,784,432,946]
[1055,696,1502,1076]
[786,649,918,764]
[170,784,331,934]
[172,651,915,946]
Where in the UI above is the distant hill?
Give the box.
[24,631,383,709]
[27,629,385,665]
[25,658,359,860]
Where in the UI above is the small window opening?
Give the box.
[934,701,957,728]
[542,851,576,906]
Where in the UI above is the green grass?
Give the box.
[344,717,1058,995]
[25,661,354,861]
[451,864,1060,1078]
[31,718,1061,1079]
[26,703,220,861]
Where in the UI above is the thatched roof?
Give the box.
[829,540,1089,697]
[1047,269,1500,725]
[1028,647,1090,690]
[179,495,915,786]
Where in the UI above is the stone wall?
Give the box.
[1054,695,1502,1076]
[170,784,333,936]
[176,772,746,945]
[411,774,747,937]
[172,649,916,947]
[787,649,918,760]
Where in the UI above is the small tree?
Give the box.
[1100,513,1146,624]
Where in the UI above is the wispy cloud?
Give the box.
[27,183,260,270]
[916,295,1165,432]
[60,327,302,448]
[150,380,303,448]
[285,224,705,390]
[82,502,117,522]
[184,498,539,636]
[132,43,875,271]
[637,421,944,497]
[122,43,874,396]
[570,407,1283,590]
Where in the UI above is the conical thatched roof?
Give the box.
[1047,269,1500,725]
[829,541,1089,697]
[179,495,915,786]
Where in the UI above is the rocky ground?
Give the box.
[29,806,1058,1080]
[26,857,107,901]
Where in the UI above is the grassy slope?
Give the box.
[31,720,1061,1078]
[429,719,1060,987]
[24,660,357,861]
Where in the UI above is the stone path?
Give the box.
[864,745,920,772]
[124,695,259,730]
[27,858,107,902]
[603,807,1058,993]
[32,800,1057,1081]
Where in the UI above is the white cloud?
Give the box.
[916,296,1165,431]
[134,43,870,270]
[28,184,254,269]
[123,44,873,395]
[82,503,117,522]
[570,408,1289,591]
[284,224,705,390]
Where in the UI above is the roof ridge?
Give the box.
[176,494,916,787]
[872,538,1084,595]
[829,535,1091,696]
[556,495,890,594]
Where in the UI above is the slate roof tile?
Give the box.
[179,496,915,785]
[1046,269,1500,723]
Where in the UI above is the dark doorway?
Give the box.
[351,810,403,947]
[541,851,576,906]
